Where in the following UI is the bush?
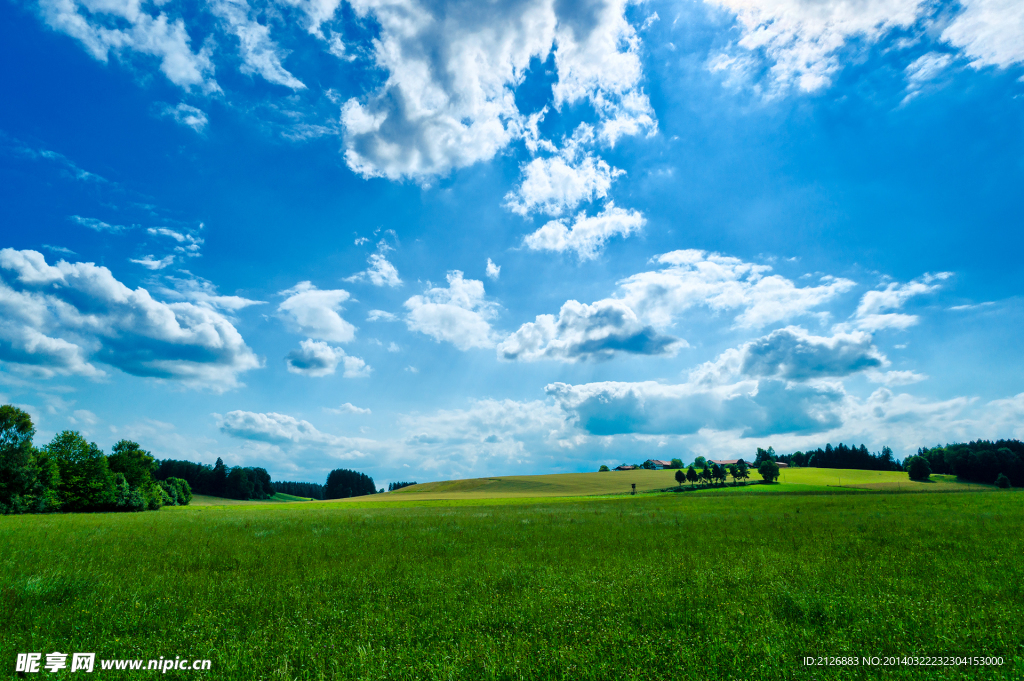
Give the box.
[598,465,610,472]
[907,455,931,482]
[995,473,1011,488]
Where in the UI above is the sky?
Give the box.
[1,0,1023,488]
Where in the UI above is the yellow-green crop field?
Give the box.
[2,476,1021,680]
[377,467,984,500]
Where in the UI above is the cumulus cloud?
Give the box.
[37,0,218,91]
[218,410,368,454]
[340,0,654,180]
[485,258,501,281]
[523,202,645,260]
[277,281,355,343]
[147,227,203,257]
[548,377,846,437]
[691,326,887,385]
[209,0,306,90]
[498,298,683,362]
[504,124,623,216]
[345,252,402,287]
[161,102,209,132]
[0,249,259,389]
[404,271,497,350]
[850,272,952,331]
[502,250,856,363]
[155,273,264,311]
[285,338,370,377]
[367,309,398,322]
[326,402,371,415]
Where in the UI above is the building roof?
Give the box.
[709,459,748,465]
[614,464,636,470]
[648,459,672,466]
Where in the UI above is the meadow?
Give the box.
[2,482,1022,680]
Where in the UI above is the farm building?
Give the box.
[614,464,636,471]
[709,459,752,466]
[645,459,672,469]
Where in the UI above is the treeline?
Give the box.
[155,459,274,500]
[910,440,1024,487]
[388,481,417,492]
[766,444,902,471]
[273,480,325,500]
[0,405,190,514]
[325,469,377,499]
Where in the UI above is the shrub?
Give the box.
[995,473,1011,489]
[598,465,610,472]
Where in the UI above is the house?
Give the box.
[614,464,636,471]
[645,459,672,470]
[709,459,752,467]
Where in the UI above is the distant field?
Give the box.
[188,493,312,506]
[2,490,1021,679]
[382,467,988,501]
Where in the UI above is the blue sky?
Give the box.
[1,0,1022,487]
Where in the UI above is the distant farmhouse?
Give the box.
[614,464,636,471]
[710,459,752,467]
[646,459,672,470]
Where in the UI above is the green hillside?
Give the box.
[385,467,987,500]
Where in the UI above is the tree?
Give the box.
[736,459,749,484]
[669,458,684,470]
[693,456,708,470]
[711,464,725,486]
[598,465,610,472]
[699,466,712,486]
[107,440,156,489]
[211,457,228,497]
[729,464,739,486]
[46,431,115,511]
[907,455,931,482]
[0,405,38,510]
[995,473,1011,488]
[685,465,698,488]
[675,469,684,487]
[754,447,776,467]
[758,460,780,484]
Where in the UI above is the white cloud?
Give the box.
[865,369,927,386]
[850,272,951,331]
[147,227,204,256]
[209,0,306,90]
[42,245,77,255]
[70,215,130,233]
[620,250,855,329]
[0,249,260,389]
[156,273,264,311]
[902,52,954,103]
[161,102,209,132]
[285,338,371,377]
[942,0,1024,69]
[502,249,856,363]
[387,342,400,352]
[367,309,399,322]
[705,0,928,92]
[485,258,501,281]
[129,254,175,270]
[498,298,684,363]
[326,402,371,415]
[404,271,497,350]
[340,0,654,180]
[218,409,368,453]
[524,202,645,260]
[547,377,846,437]
[345,252,402,287]
[504,124,624,216]
[277,281,355,343]
[37,0,218,91]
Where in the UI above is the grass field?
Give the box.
[2,485,1022,680]
[380,468,988,500]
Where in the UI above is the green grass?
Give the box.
[2,490,1022,680]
